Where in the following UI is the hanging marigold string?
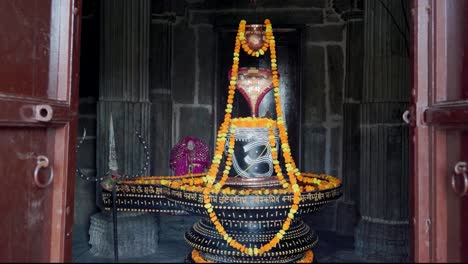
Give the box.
[198,18,305,257]
[191,249,314,263]
[238,19,272,57]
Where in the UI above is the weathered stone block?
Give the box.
[189,11,213,25]
[150,24,172,92]
[150,93,173,175]
[78,98,97,115]
[197,26,215,105]
[330,126,343,172]
[261,0,327,8]
[207,9,323,26]
[301,125,326,173]
[306,24,345,42]
[303,45,326,123]
[324,8,342,23]
[188,0,326,9]
[177,106,214,153]
[333,0,354,14]
[172,22,196,104]
[77,138,96,169]
[172,0,188,16]
[344,20,364,101]
[151,0,173,14]
[327,45,344,117]
[89,212,159,258]
[357,0,364,10]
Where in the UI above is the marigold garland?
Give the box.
[297,250,314,263]
[191,250,212,263]
[191,249,314,263]
[128,173,339,194]
[196,18,305,257]
[238,19,273,57]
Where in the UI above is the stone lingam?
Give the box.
[102,19,342,263]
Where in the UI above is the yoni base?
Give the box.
[183,218,317,263]
[186,249,314,263]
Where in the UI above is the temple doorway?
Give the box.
[73,0,410,262]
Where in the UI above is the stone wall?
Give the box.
[150,1,216,176]
[170,19,215,160]
[301,15,346,232]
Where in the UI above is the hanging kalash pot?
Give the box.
[102,19,342,263]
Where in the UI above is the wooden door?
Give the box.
[411,0,468,262]
[0,0,82,262]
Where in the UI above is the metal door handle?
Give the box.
[402,110,410,124]
[451,161,468,196]
[34,155,54,188]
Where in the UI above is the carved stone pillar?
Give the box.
[149,17,173,176]
[97,0,151,185]
[355,0,410,262]
[336,5,364,237]
[90,0,157,258]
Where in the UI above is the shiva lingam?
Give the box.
[102,19,342,263]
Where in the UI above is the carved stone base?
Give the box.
[354,217,409,262]
[185,218,317,263]
[88,212,159,258]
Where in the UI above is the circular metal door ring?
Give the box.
[451,161,468,197]
[34,155,54,188]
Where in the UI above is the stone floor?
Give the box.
[73,228,364,263]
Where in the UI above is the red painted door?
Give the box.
[0,0,82,262]
[412,0,468,262]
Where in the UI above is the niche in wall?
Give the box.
[215,28,302,163]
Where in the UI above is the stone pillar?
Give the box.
[90,0,158,258]
[336,6,364,236]
[150,17,173,176]
[355,0,410,262]
[97,0,151,185]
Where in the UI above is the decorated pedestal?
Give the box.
[102,19,342,263]
[103,173,340,263]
